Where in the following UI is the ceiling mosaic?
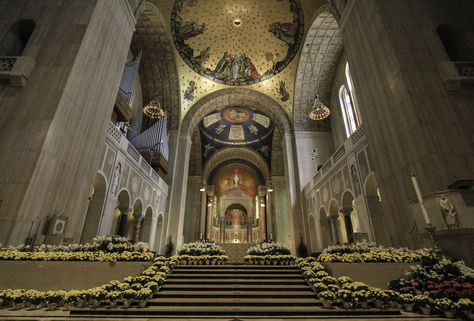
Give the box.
[171,0,304,86]
[200,105,274,164]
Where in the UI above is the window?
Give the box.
[0,20,35,56]
[339,62,361,137]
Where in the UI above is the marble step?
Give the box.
[172,268,301,274]
[153,290,316,298]
[165,278,307,285]
[168,273,303,279]
[174,264,298,269]
[161,284,310,291]
[148,297,320,306]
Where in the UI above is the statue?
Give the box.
[440,195,459,229]
[111,163,121,196]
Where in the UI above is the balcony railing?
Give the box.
[311,125,367,187]
[0,56,35,86]
[106,122,162,184]
[438,61,474,91]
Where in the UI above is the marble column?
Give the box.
[132,215,142,242]
[165,131,192,249]
[148,216,158,251]
[340,207,354,243]
[329,216,339,245]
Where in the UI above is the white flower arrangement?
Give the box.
[247,241,291,256]
[177,240,225,256]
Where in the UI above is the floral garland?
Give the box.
[318,242,432,263]
[0,249,154,262]
[297,256,474,319]
[243,255,295,265]
[176,254,228,265]
[247,241,291,256]
[0,256,177,309]
[177,240,225,256]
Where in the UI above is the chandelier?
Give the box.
[308,95,330,121]
[143,94,165,119]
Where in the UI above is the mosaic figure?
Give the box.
[276,80,290,101]
[184,80,197,101]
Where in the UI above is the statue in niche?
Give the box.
[440,195,459,229]
[111,163,122,196]
[350,165,361,197]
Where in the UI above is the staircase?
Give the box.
[70,264,401,318]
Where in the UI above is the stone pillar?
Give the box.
[132,215,142,242]
[282,133,303,252]
[165,131,192,249]
[258,186,267,240]
[148,216,158,250]
[117,207,130,237]
[340,207,354,243]
[265,179,274,239]
[247,217,252,243]
[0,1,137,246]
[329,216,339,245]
[219,217,225,242]
[199,186,207,239]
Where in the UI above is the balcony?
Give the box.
[437,61,474,91]
[0,56,35,87]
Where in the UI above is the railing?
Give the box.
[311,125,367,188]
[0,57,16,71]
[454,62,474,77]
[106,122,163,185]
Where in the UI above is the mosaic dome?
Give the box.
[171,0,304,86]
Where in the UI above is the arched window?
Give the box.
[339,62,361,137]
[0,19,35,56]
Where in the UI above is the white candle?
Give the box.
[411,174,431,225]
[269,233,273,240]
[200,233,203,240]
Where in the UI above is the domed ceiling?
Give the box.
[200,105,274,163]
[171,0,304,86]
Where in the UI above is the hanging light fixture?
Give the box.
[308,94,330,121]
[305,41,331,121]
[143,94,165,119]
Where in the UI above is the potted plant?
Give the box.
[368,288,388,309]
[311,282,328,293]
[336,289,353,309]
[122,289,136,308]
[458,298,474,320]
[135,288,152,308]
[399,293,414,312]
[435,298,458,319]
[45,290,64,310]
[353,290,369,309]
[384,290,400,308]
[413,294,432,315]
[105,290,122,307]
[318,291,336,309]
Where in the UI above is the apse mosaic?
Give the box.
[171,0,304,86]
[199,105,274,163]
[215,165,258,198]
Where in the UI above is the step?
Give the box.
[172,268,301,274]
[161,284,310,291]
[154,290,316,298]
[174,264,297,269]
[148,297,320,306]
[165,278,307,285]
[70,306,401,317]
[168,273,303,279]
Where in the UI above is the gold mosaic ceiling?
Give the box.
[172,0,303,86]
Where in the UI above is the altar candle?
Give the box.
[411,174,431,225]
[200,233,203,240]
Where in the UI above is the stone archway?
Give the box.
[139,206,153,243]
[113,190,131,236]
[293,5,343,132]
[80,173,107,243]
[319,207,333,248]
[167,88,302,252]
[132,2,180,131]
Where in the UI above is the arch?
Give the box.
[293,5,343,131]
[318,207,333,248]
[80,173,107,243]
[154,213,164,253]
[181,88,291,136]
[139,206,153,243]
[0,19,35,56]
[132,2,181,131]
[113,189,131,237]
[364,174,390,245]
[203,147,271,180]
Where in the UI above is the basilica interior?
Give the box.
[0,0,473,319]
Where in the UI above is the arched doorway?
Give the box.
[224,204,248,243]
[365,175,390,245]
[341,191,359,243]
[139,206,153,243]
[129,199,143,240]
[112,190,130,237]
[319,207,333,248]
[80,173,107,243]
